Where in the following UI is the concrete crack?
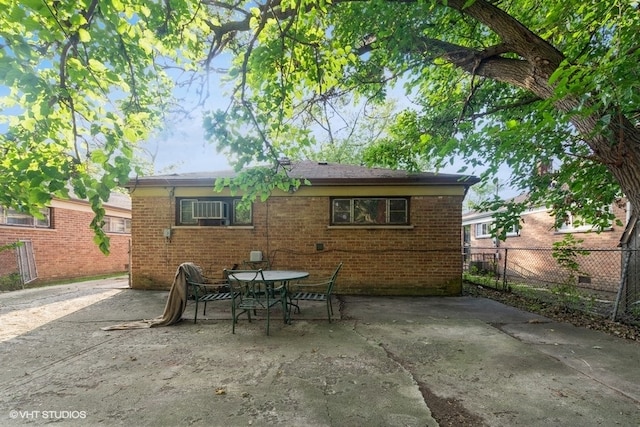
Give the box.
[378,341,487,427]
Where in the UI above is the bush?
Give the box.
[0,273,23,291]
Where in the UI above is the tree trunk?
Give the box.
[439,0,640,217]
[210,0,640,215]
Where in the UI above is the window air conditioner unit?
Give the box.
[192,201,229,219]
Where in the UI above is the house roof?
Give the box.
[126,160,480,188]
[462,193,535,222]
[60,188,131,210]
[103,191,132,210]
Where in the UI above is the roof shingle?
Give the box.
[127,160,479,188]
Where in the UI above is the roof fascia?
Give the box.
[127,175,480,189]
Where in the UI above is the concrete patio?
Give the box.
[0,276,638,426]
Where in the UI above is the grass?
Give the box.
[464,272,616,319]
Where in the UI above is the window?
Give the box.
[331,198,408,225]
[232,199,252,225]
[475,222,492,238]
[475,221,518,238]
[505,223,519,237]
[103,216,131,233]
[0,206,51,228]
[177,197,251,226]
[556,213,602,233]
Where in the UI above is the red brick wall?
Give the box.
[468,204,628,249]
[130,193,465,295]
[466,203,629,292]
[0,206,130,284]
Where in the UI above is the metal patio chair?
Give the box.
[226,269,287,335]
[186,267,235,324]
[289,262,343,322]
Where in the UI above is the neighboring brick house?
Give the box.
[127,161,479,296]
[0,192,131,286]
[462,196,631,292]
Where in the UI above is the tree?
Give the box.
[204,0,639,233]
[295,97,434,170]
[1,0,639,252]
[0,0,210,252]
[463,178,506,213]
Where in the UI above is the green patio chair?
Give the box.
[226,269,287,335]
[186,267,235,324]
[289,262,343,322]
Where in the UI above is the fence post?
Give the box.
[612,249,632,321]
[502,248,508,291]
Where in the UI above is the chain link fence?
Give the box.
[4,238,639,326]
[464,247,640,325]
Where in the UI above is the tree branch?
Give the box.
[467,95,542,120]
[440,0,564,69]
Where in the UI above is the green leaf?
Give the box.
[78,28,91,43]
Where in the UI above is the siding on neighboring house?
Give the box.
[0,193,131,284]
[128,161,479,296]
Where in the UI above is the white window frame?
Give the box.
[556,213,598,234]
[475,222,492,238]
[0,206,51,228]
[505,223,519,237]
[103,216,131,234]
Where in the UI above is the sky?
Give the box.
[146,112,519,201]
[146,107,493,176]
[145,100,519,200]
[143,110,231,174]
[139,64,234,174]
[145,84,474,172]
[140,64,519,199]
[145,100,519,199]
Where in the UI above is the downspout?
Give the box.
[266,198,271,265]
[164,186,175,268]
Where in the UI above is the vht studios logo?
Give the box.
[10,410,87,419]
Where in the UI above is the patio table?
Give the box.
[229,270,309,324]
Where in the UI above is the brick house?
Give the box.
[462,196,631,292]
[127,161,479,296]
[0,192,131,286]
